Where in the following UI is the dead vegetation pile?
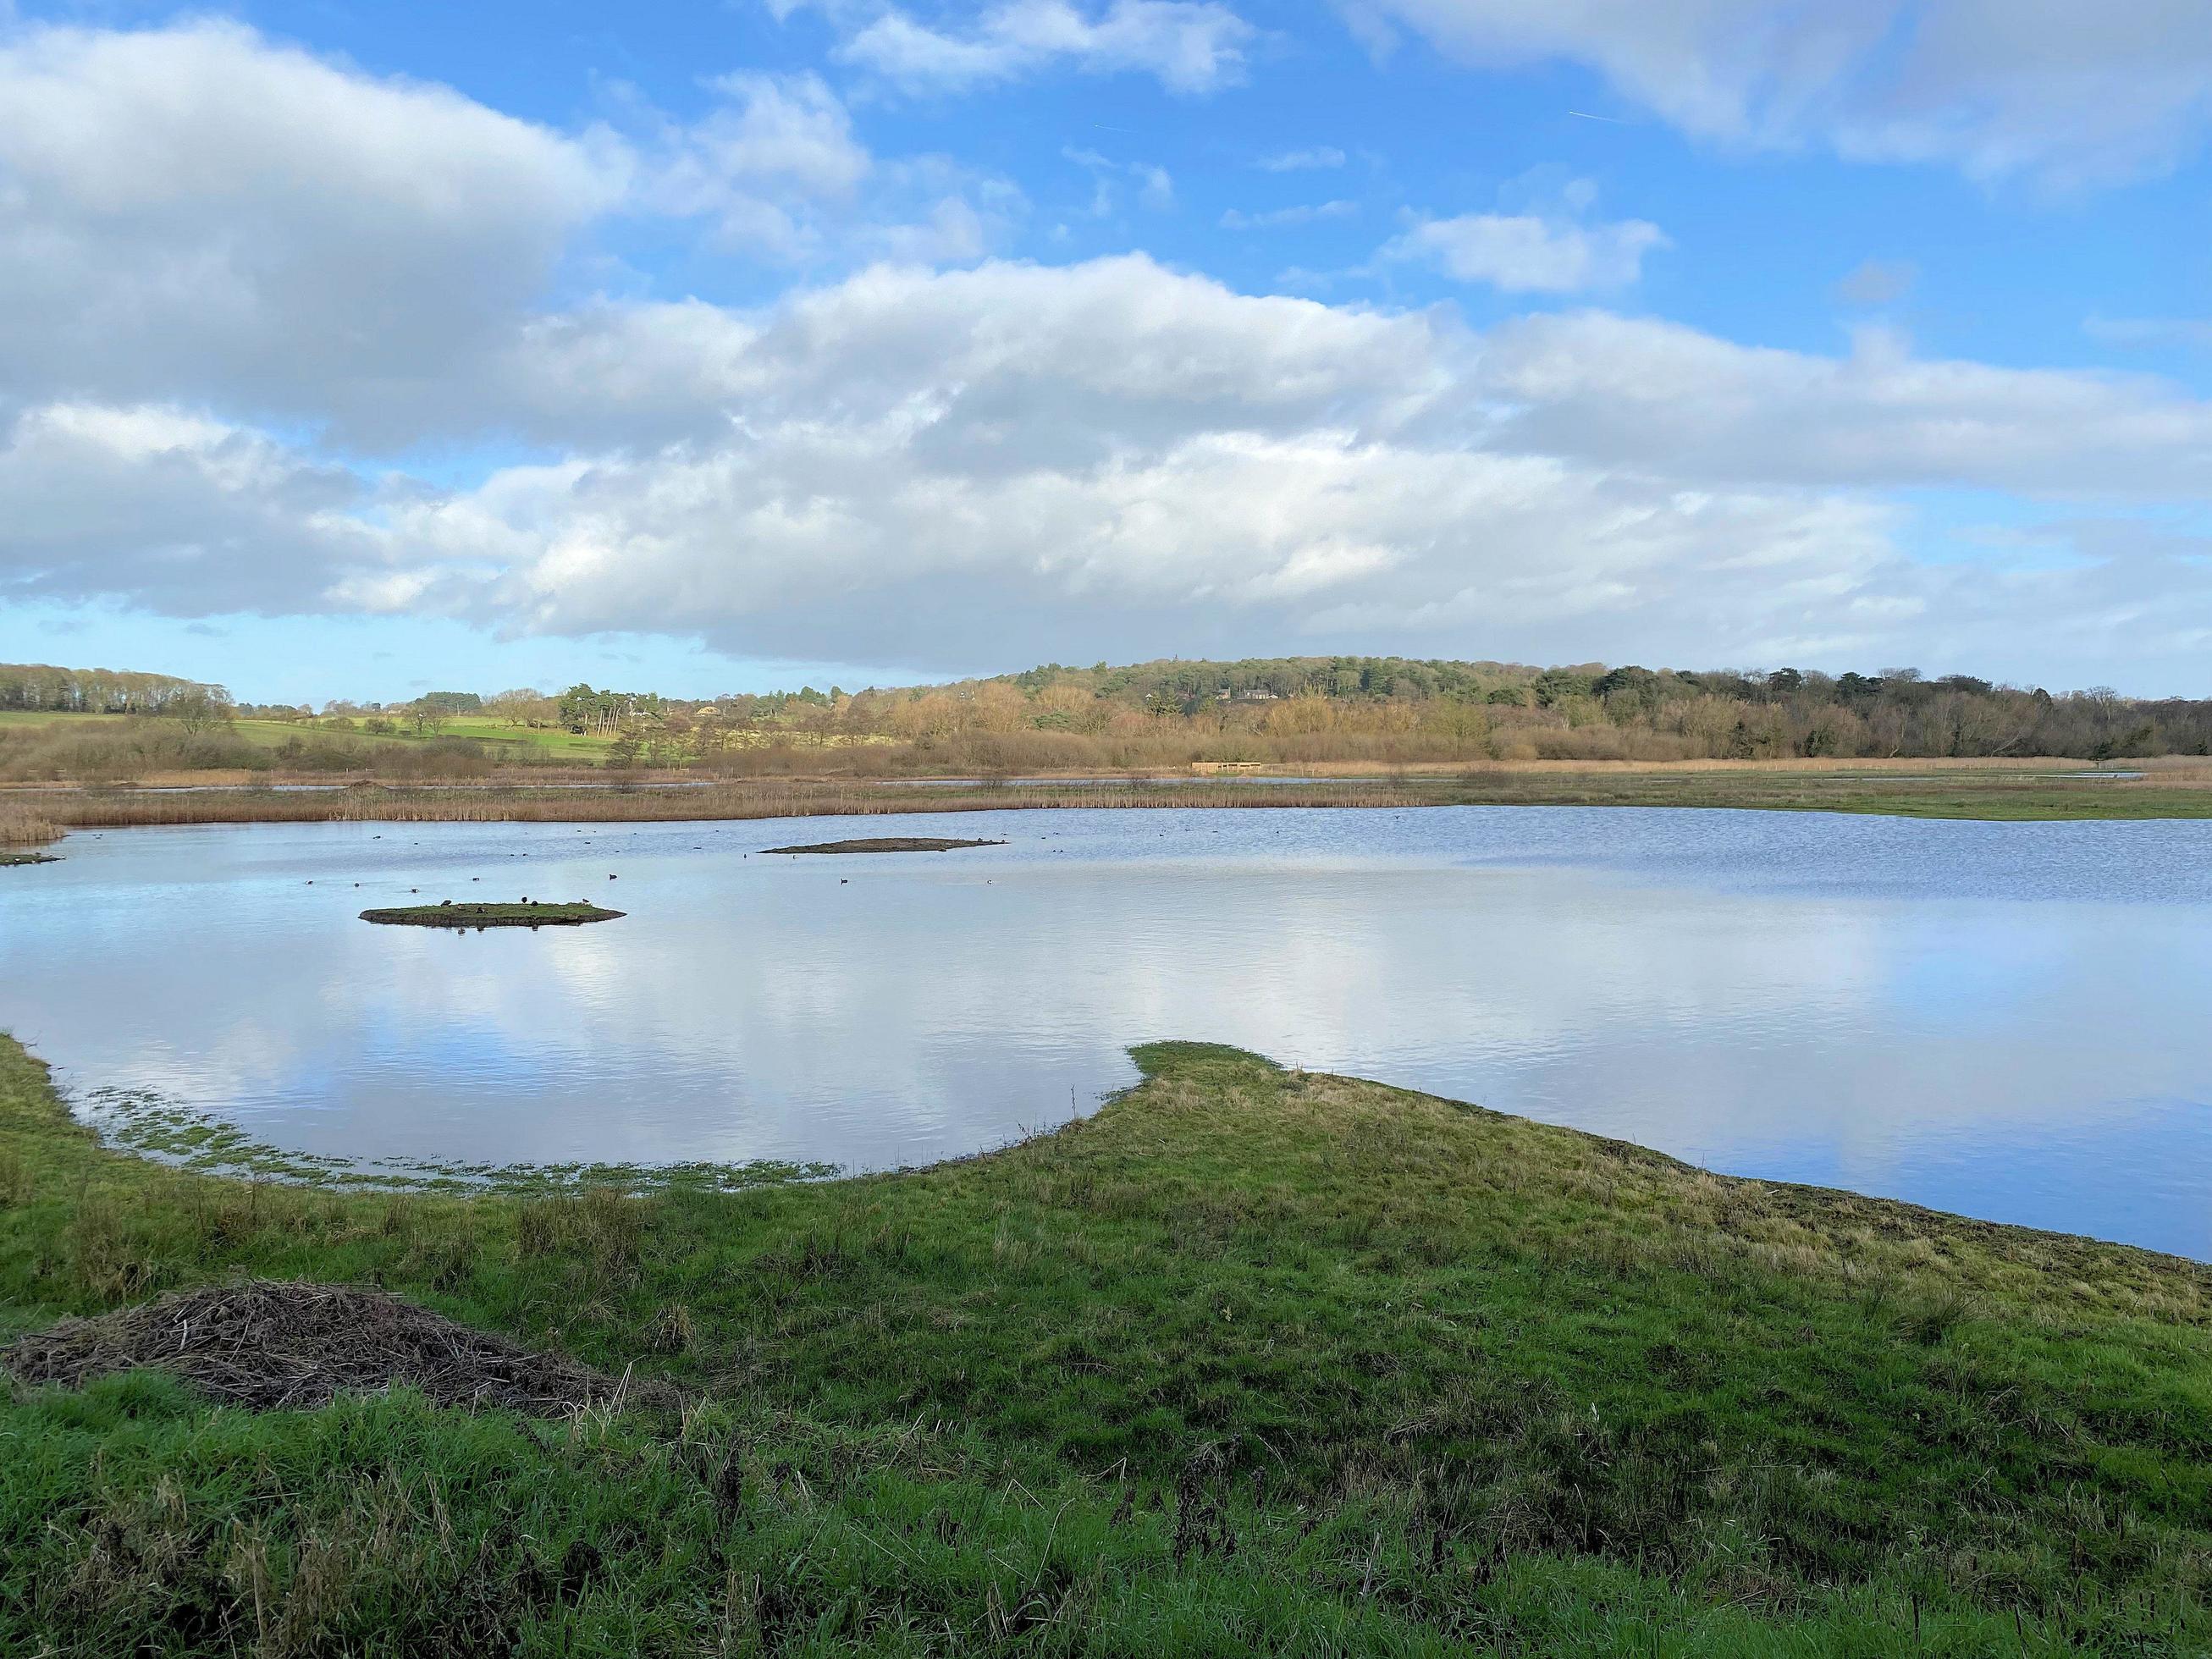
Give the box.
[3,1281,672,1415]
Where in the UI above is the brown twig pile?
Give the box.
[2,1281,673,1415]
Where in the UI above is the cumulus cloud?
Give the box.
[21,254,2212,678]
[0,403,393,613]
[1386,209,1667,292]
[1349,0,2212,186]
[641,70,871,252]
[641,73,1022,264]
[0,20,1018,447]
[816,0,1255,93]
[9,19,2212,681]
[1477,312,2212,496]
[0,19,623,442]
[450,425,1906,668]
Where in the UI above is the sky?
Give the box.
[3,1,2210,703]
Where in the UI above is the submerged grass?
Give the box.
[72,1084,830,1195]
[4,1033,2212,1653]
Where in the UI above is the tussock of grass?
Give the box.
[3,1032,2210,1652]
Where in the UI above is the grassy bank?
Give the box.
[3,1033,2210,1653]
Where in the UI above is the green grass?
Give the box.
[0,708,618,763]
[419,714,616,761]
[1441,769,2212,820]
[0,711,124,730]
[4,1034,2212,1652]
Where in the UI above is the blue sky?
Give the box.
[3,0,2210,701]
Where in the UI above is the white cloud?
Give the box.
[1348,0,2212,185]
[1222,200,1358,229]
[25,255,2212,678]
[1476,312,2212,496]
[1259,146,1346,170]
[446,424,1907,668]
[0,21,1021,448]
[0,19,623,443]
[1387,211,1666,292]
[8,21,2212,682]
[827,0,1255,93]
[644,71,869,228]
[641,73,1020,263]
[0,403,393,613]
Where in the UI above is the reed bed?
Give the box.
[14,763,2212,835]
[0,802,60,846]
[21,778,1433,834]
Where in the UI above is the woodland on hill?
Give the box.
[2,656,2195,776]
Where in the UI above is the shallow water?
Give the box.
[6,807,2212,1257]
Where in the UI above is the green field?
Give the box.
[3,1033,2208,1653]
[0,708,619,763]
[1438,767,2212,820]
[367,714,617,762]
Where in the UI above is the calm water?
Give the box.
[5,807,2212,1258]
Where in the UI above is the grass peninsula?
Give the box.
[1,1032,2208,1654]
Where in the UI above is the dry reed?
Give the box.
[0,802,59,846]
[17,778,1432,835]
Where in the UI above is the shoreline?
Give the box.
[8,1027,2200,1268]
[7,760,2212,846]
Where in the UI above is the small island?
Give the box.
[359,901,624,928]
[760,836,1007,855]
[0,852,58,868]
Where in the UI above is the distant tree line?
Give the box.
[12,654,2211,770]
[0,663,230,722]
[797,658,2205,764]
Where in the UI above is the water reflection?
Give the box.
[5,807,2211,1258]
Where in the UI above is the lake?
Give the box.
[6,806,2212,1258]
